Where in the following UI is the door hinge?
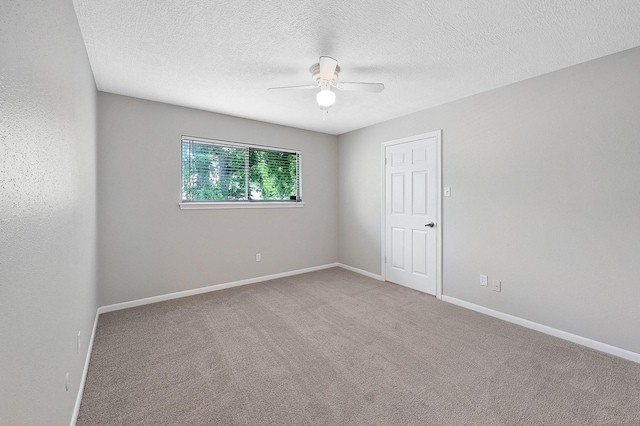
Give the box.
[384,256,387,264]
[385,157,388,165]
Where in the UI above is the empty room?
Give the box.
[2,0,640,425]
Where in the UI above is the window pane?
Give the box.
[181,138,301,203]
[182,142,247,201]
[249,149,298,201]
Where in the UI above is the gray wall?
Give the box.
[338,47,640,354]
[98,93,339,306]
[0,1,98,424]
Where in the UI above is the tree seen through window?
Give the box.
[181,138,300,202]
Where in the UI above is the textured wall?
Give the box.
[338,47,640,354]
[98,93,338,306]
[0,0,97,424]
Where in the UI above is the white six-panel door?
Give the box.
[385,134,438,295]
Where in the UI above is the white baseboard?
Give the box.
[442,295,640,364]
[70,310,99,426]
[98,263,341,314]
[337,263,384,281]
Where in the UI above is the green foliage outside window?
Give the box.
[182,139,300,202]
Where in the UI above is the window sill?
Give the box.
[179,202,305,210]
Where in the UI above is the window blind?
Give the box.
[181,137,301,202]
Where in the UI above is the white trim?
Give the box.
[442,296,640,364]
[70,310,99,426]
[380,143,386,283]
[179,201,305,210]
[98,263,339,314]
[435,133,443,300]
[380,130,443,299]
[337,263,384,281]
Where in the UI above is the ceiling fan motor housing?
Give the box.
[311,63,340,86]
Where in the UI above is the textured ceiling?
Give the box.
[72,0,640,135]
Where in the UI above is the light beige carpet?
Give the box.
[78,268,640,425]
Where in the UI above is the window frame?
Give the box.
[179,135,304,210]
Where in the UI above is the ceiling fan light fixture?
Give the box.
[316,88,336,107]
[267,56,384,113]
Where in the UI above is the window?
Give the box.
[180,136,302,209]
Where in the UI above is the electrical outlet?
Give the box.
[444,187,451,197]
[493,280,501,292]
[255,253,261,262]
[480,275,488,287]
[77,331,81,355]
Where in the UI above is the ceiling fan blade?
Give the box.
[319,56,338,80]
[267,84,317,92]
[336,82,385,93]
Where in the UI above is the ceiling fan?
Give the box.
[268,56,384,110]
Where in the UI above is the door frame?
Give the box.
[380,130,443,299]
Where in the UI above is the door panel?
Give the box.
[391,173,405,214]
[391,151,406,166]
[391,228,405,269]
[412,230,428,276]
[412,147,427,164]
[412,171,427,215]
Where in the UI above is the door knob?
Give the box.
[425,222,435,227]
